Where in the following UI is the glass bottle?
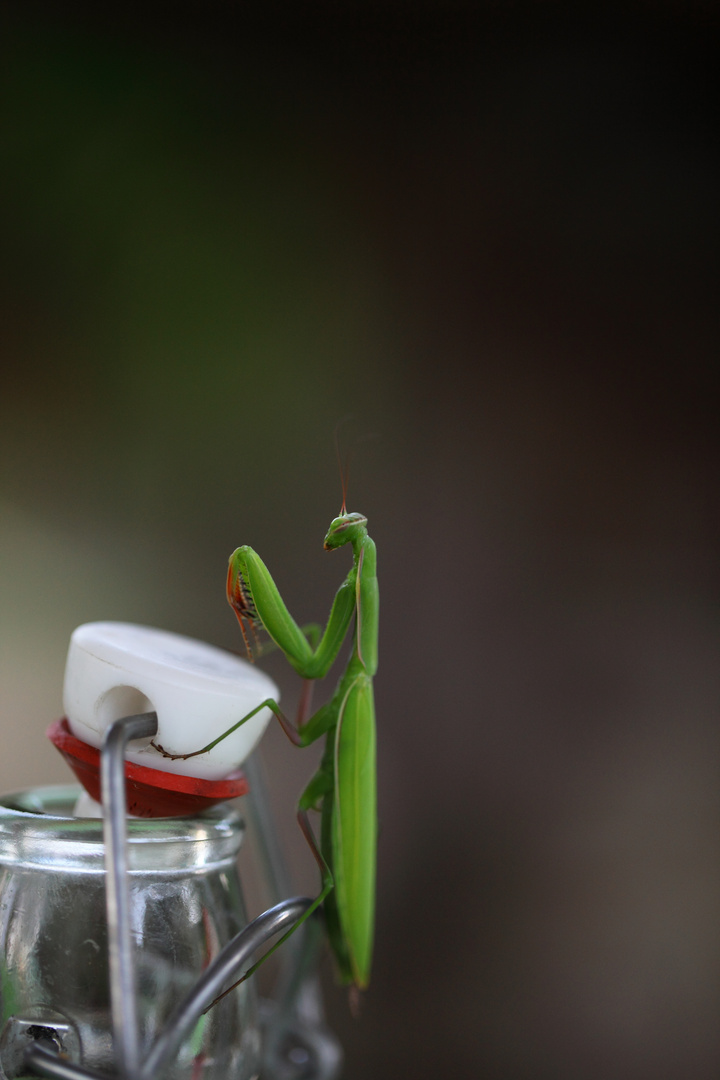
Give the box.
[0,785,259,1080]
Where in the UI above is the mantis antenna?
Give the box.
[333,416,353,516]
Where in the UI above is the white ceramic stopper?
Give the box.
[63,622,279,781]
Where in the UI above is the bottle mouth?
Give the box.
[0,784,245,874]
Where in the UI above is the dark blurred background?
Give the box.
[1,3,719,1077]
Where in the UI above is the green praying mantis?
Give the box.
[153,499,378,994]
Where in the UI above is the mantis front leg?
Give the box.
[227,546,357,680]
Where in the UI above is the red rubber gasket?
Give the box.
[47,718,249,818]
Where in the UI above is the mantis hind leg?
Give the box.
[294,767,353,985]
[234,770,356,988]
[203,773,335,1012]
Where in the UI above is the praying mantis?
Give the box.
[153,502,378,993]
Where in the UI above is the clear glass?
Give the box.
[0,785,260,1080]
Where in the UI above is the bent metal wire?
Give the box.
[0,712,339,1080]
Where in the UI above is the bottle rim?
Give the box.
[0,785,244,873]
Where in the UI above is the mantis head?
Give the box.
[323,511,367,550]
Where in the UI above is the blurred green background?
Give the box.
[1,4,719,1078]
